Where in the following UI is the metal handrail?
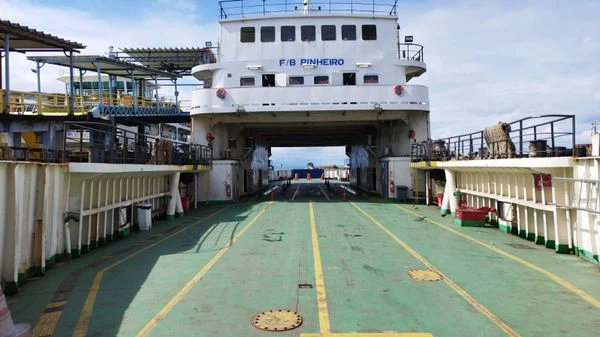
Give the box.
[0,89,181,116]
[398,43,424,62]
[218,0,399,19]
[411,114,577,162]
[61,121,212,166]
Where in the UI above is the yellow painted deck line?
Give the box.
[135,201,273,337]
[71,207,228,337]
[302,333,433,337]
[394,204,600,310]
[309,201,332,334]
[351,202,520,337]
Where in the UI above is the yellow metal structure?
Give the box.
[253,310,303,331]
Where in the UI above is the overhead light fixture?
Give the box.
[302,64,316,69]
[356,62,372,68]
[247,65,262,70]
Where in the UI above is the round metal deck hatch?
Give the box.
[252,309,303,331]
[408,269,443,281]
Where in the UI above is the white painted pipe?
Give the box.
[340,185,357,195]
[263,185,280,196]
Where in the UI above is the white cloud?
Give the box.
[0,0,217,97]
[400,0,600,142]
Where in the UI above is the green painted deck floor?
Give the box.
[7,181,600,337]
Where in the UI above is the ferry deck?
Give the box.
[6,181,600,337]
[2,1,600,336]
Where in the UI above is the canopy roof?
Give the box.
[0,19,85,52]
[26,55,180,79]
[120,47,216,75]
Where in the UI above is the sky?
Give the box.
[1,0,599,168]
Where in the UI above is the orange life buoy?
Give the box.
[393,84,404,96]
[216,88,227,99]
[390,180,395,193]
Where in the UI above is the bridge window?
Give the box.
[301,25,316,41]
[343,72,356,86]
[281,26,295,41]
[240,77,255,86]
[362,25,377,40]
[314,76,329,85]
[241,27,255,42]
[342,25,356,40]
[262,74,275,87]
[289,76,304,85]
[321,25,336,41]
[363,75,379,84]
[261,26,275,42]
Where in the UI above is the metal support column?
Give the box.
[154,77,159,107]
[108,75,113,106]
[174,79,179,108]
[3,34,10,114]
[96,63,103,113]
[79,69,84,95]
[36,61,41,93]
[69,50,75,115]
[131,71,136,114]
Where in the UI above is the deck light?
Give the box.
[405,36,413,43]
[205,41,212,47]
[356,62,372,68]
[247,65,262,70]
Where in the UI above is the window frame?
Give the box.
[288,76,305,85]
[240,26,255,43]
[260,26,275,42]
[301,25,316,41]
[313,76,330,85]
[363,74,379,84]
[321,25,336,41]
[341,25,356,41]
[281,25,295,41]
[361,25,377,40]
[342,72,356,86]
[240,76,256,87]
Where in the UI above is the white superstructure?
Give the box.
[191,0,429,200]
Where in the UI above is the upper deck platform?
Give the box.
[218,0,399,19]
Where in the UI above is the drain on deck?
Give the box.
[253,309,303,331]
[408,269,442,281]
[298,283,313,288]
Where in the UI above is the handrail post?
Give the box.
[480,131,484,159]
[519,120,523,156]
[550,122,555,156]
[572,115,576,155]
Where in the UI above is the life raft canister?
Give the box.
[393,84,404,96]
[216,88,227,99]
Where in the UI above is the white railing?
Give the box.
[191,84,429,114]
